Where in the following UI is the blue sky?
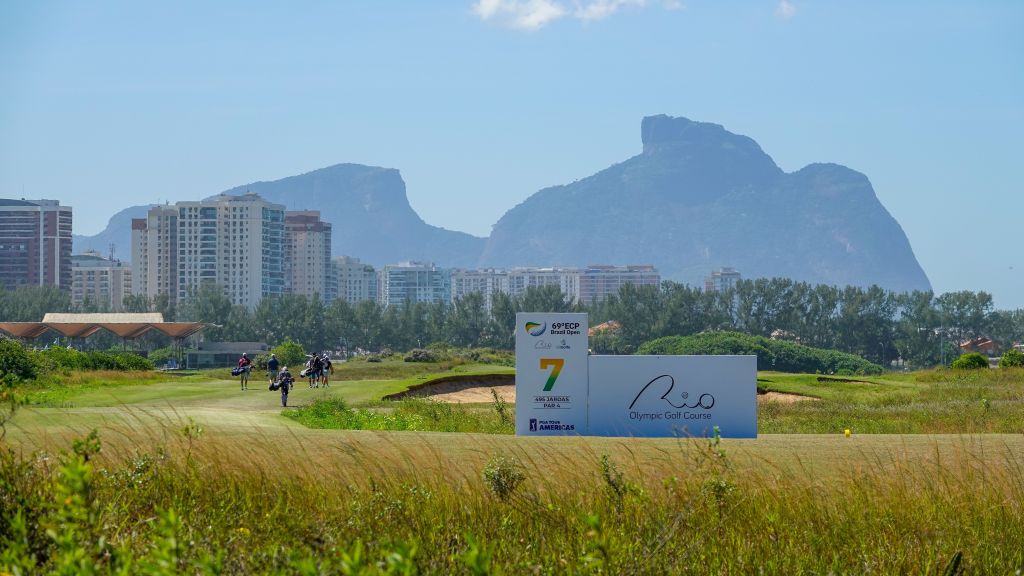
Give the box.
[2,1,1022,308]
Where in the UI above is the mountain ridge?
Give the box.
[74,115,931,293]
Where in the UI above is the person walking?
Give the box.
[320,353,333,388]
[267,353,280,386]
[307,354,323,389]
[277,366,294,407]
[237,352,252,391]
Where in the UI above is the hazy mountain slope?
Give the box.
[218,164,484,267]
[479,115,931,293]
[72,205,153,260]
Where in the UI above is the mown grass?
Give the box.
[21,370,209,408]
[2,422,1022,574]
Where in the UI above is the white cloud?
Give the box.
[472,0,646,29]
[472,0,568,30]
[574,0,646,22]
[775,0,796,19]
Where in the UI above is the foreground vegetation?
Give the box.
[2,426,1022,574]
[3,347,1024,573]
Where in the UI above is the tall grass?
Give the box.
[284,396,514,434]
[2,418,1022,574]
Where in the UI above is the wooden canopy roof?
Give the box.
[0,313,205,340]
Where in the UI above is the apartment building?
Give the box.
[0,199,73,290]
[450,268,510,310]
[507,267,582,302]
[284,211,331,300]
[331,256,377,304]
[379,261,450,307]
[131,206,178,302]
[71,251,132,311]
[704,267,742,293]
[578,265,660,304]
[132,193,286,308]
[448,264,659,309]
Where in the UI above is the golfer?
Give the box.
[237,352,252,391]
[277,366,294,407]
[267,353,280,385]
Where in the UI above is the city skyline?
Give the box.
[2,2,1022,307]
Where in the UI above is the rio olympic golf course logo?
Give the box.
[525,321,547,336]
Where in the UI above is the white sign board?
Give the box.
[515,312,589,435]
[587,355,757,438]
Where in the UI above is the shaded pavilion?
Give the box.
[0,313,205,361]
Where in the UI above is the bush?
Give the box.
[482,454,526,501]
[404,349,438,363]
[34,347,153,372]
[147,346,175,366]
[638,332,883,375]
[271,339,306,367]
[0,339,38,381]
[952,352,989,370]
[998,348,1024,368]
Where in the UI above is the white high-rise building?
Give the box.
[132,206,178,302]
[507,267,582,302]
[450,268,509,310]
[284,211,331,300]
[132,193,286,309]
[447,264,660,308]
[379,261,450,307]
[579,265,660,304]
[331,256,377,304]
[704,267,741,293]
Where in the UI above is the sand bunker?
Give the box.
[387,374,815,404]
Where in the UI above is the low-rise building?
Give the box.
[71,251,132,311]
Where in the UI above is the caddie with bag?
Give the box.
[233,352,252,391]
[270,366,294,407]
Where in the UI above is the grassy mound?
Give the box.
[639,331,883,375]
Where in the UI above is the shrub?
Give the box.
[34,348,153,372]
[0,339,38,381]
[482,454,525,501]
[271,339,306,367]
[638,332,883,375]
[998,348,1024,368]
[147,346,175,366]
[403,349,438,363]
[951,352,988,370]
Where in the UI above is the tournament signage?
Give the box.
[588,355,757,438]
[515,312,589,435]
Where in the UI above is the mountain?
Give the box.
[217,164,484,267]
[479,115,931,293]
[74,164,485,268]
[73,205,154,261]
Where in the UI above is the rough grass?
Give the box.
[2,421,1022,574]
[284,396,514,434]
[758,368,1024,433]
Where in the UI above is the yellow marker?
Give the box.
[844,429,851,438]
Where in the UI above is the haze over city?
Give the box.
[2,1,1021,307]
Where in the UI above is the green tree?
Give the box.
[271,339,307,367]
[448,292,488,347]
[998,348,1024,368]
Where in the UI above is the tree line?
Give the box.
[1,279,1022,368]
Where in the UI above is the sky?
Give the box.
[1,1,1022,308]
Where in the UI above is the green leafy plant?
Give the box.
[482,454,525,502]
[951,352,988,370]
[998,348,1024,368]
